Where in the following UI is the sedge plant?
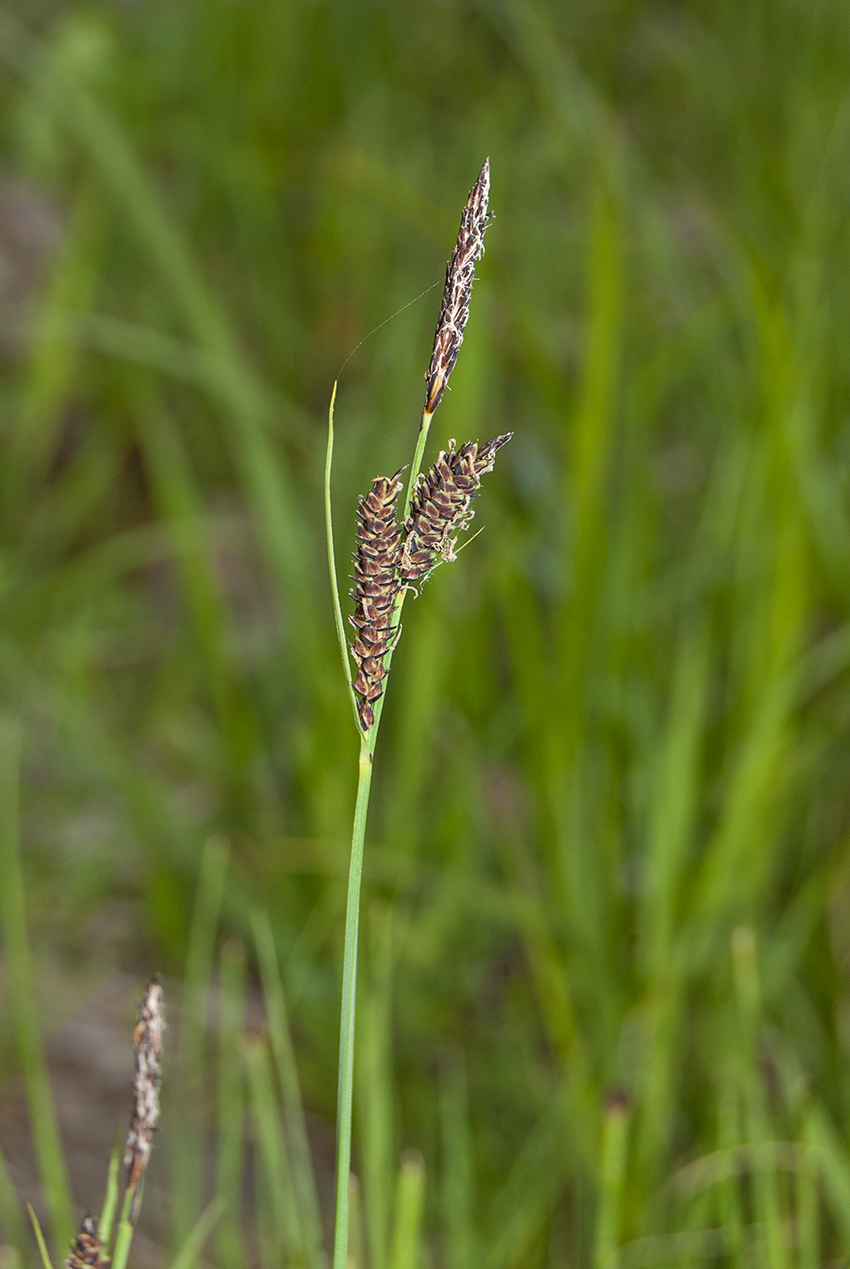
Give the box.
[22,978,168,1269]
[324,159,512,1269]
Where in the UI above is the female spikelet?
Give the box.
[349,469,405,730]
[400,434,512,586]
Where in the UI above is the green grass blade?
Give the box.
[97,1134,122,1250]
[215,939,247,1269]
[173,836,229,1246]
[716,1078,746,1269]
[439,1055,477,1269]
[348,1175,366,1269]
[0,12,318,671]
[0,721,73,1257]
[388,1152,425,1269]
[795,1147,819,1269]
[332,738,375,1269]
[325,382,360,731]
[130,389,258,803]
[482,1100,565,1269]
[168,1197,226,1269]
[0,1137,29,1257]
[244,1034,303,1262]
[251,909,326,1269]
[26,1206,54,1269]
[358,906,395,1269]
[804,1101,850,1247]
[110,1190,136,1269]
[731,927,788,1269]
[593,1093,631,1269]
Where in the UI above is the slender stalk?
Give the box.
[110,1186,137,1269]
[332,736,375,1269]
[403,407,434,516]
[98,1135,122,1249]
[27,1205,54,1269]
[0,720,74,1258]
[326,383,361,731]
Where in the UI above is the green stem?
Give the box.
[332,736,375,1269]
[327,392,435,1269]
[403,408,433,516]
[111,1183,138,1269]
[0,721,74,1258]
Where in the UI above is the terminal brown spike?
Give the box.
[401,433,512,586]
[349,469,405,730]
[124,976,165,1191]
[424,159,493,414]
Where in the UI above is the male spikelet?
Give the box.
[349,469,405,730]
[400,434,512,586]
[124,976,165,1191]
[424,159,493,414]
[65,1216,110,1269]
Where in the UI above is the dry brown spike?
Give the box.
[124,976,165,1190]
[401,433,512,586]
[349,468,406,730]
[65,1215,110,1269]
[424,159,493,414]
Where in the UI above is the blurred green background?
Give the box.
[2,0,850,1264]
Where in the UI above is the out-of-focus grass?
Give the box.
[1,0,850,1264]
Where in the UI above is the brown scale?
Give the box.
[401,434,512,586]
[349,469,405,730]
[65,1216,110,1269]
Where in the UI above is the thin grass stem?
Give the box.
[173,837,228,1245]
[0,1136,28,1259]
[403,408,434,516]
[325,382,360,731]
[0,722,74,1258]
[110,1213,133,1269]
[332,736,375,1269]
[388,1152,425,1269]
[252,910,326,1269]
[215,940,247,1269]
[168,1198,226,1269]
[97,1135,122,1250]
[244,1034,301,1261]
[26,1206,54,1269]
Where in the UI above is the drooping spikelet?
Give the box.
[65,1215,110,1269]
[400,434,512,586]
[350,469,405,730]
[124,976,165,1191]
[424,159,493,414]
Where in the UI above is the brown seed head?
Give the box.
[401,433,512,586]
[349,469,405,730]
[124,976,165,1189]
[65,1215,110,1269]
[424,159,493,414]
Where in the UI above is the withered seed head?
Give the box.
[65,1215,110,1269]
[124,976,165,1190]
[349,469,405,730]
[400,433,512,586]
[424,159,493,415]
